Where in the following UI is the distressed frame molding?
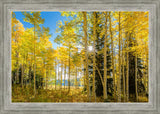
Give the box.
[0,0,160,114]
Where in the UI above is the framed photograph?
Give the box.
[0,0,160,114]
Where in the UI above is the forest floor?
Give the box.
[12,85,148,102]
[12,85,104,102]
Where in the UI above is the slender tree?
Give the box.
[126,32,129,102]
[83,12,89,101]
[135,47,138,101]
[55,61,57,90]
[103,11,108,100]
[122,31,126,102]
[64,63,66,89]
[92,12,96,101]
[118,12,121,102]
[109,12,116,101]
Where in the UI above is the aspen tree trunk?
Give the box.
[49,66,51,90]
[126,32,129,102]
[33,23,36,96]
[60,61,63,101]
[75,67,78,89]
[103,11,108,100]
[55,61,57,90]
[25,53,28,88]
[83,12,89,101]
[80,58,83,88]
[135,52,138,101]
[93,12,96,101]
[15,33,20,84]
[29,65,32,87]
[109,12,116,101]
[57,60,59,89]
[68,46,71,92]
[46,70,48,90]
[16,51,19,84]
[21,60,24,88]
[61,61,63,90]
[30,54,33,87]
[122,34,126,102]
[44,60,47,90]
[83,64,86,88]
[83,59,86,88]
[21,54,25,88]
[118,12,121,102]
[64,63,66,89]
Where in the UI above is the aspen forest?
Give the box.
[12,11,149,102]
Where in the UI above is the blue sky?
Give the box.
[14,11,68,49]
